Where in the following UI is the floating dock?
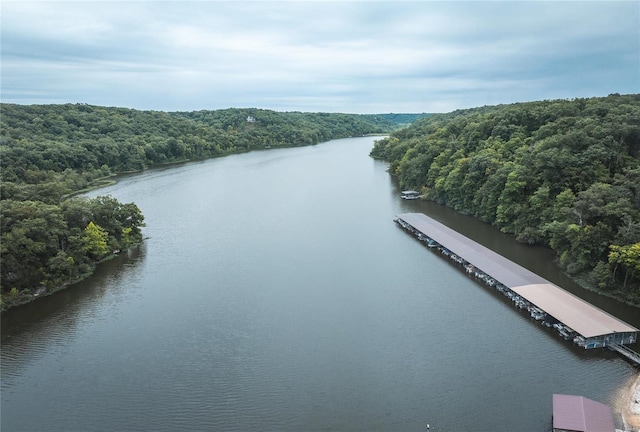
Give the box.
[395,213,639,357]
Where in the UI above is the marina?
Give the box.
[395,213,639,359]
[3,138,638,432]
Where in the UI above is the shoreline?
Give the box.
[568,271,640,310]
[616,372,640,431]
[0,244,144,314]
[401,196,640,309]
[2,136,382,314]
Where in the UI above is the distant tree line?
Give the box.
[370,113,432,127]
[0,104,400,202]
[371,94,640,305]
[0,104,406,310]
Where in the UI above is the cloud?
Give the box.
[1,1,638,113]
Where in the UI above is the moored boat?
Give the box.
[401,190,421,200]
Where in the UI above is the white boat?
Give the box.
[401,190,421,200]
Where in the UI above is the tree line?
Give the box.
[0,103,406,310]
[0,104,402,203]
[1,196,145,310]
[371,94,640,305]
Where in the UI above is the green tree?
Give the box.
[83,221,109,258]
[371,93,640,302]
[609,243,640,289]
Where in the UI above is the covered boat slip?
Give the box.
[395,213,638,349]
[510,284,636,342]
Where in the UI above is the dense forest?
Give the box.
[0,104,407,311]
[371,94,640,305]
[0,104,403,203]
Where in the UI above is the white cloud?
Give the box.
[2,1,638,113]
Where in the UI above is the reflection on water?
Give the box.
[1,138,638,432]
[1,246,146,382]
[397,188,640,334]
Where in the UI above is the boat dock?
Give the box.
[394,213,639,361]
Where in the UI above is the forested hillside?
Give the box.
[0,104,403,310]
[371,94,640,304]
[366,113,432,128]
[0,104,397,202]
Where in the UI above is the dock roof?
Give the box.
[553,394,615,432]
[397,213,638,338]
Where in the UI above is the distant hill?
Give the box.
[365,113,433,128]
[0,104,399,193]
[0,104,429,200]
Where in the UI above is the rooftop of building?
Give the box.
[552,394,615,432]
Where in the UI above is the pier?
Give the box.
[395,213,639,362]
[609,343,640,365]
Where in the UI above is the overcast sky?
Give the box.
[1,1,638,113]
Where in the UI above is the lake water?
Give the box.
[2,137,639,431]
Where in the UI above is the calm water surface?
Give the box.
[2,137,639,431]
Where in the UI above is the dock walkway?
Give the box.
[609,343,640,366]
